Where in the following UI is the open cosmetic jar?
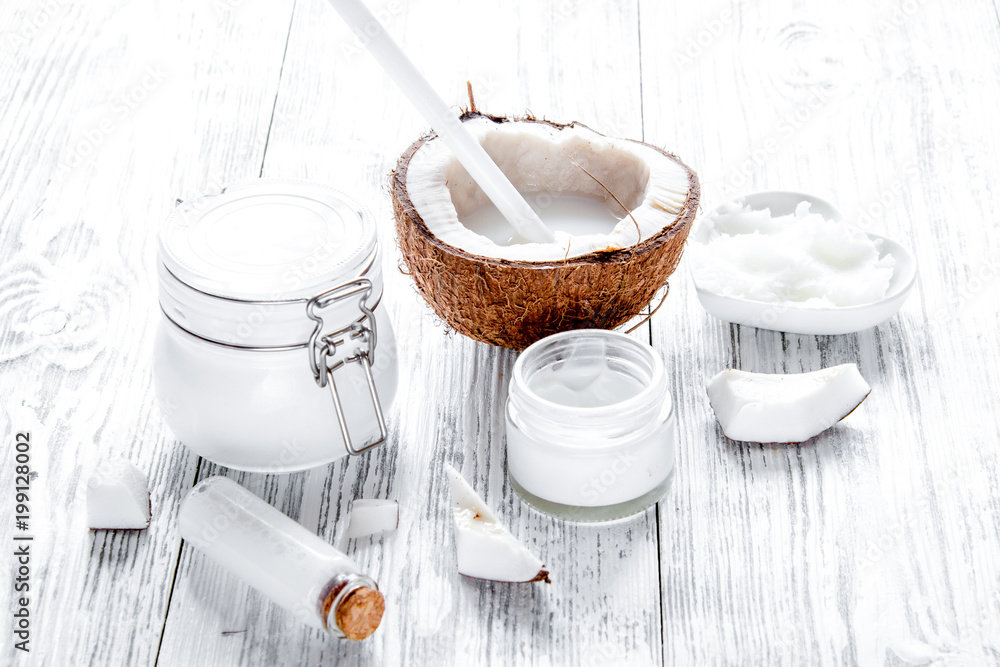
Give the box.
[154,180,398,472]
[505,330,675,522]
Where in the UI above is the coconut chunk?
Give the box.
[706,364,871,443]
[345,499,398,538]
[87,459,151,530]
[444,464,549,583]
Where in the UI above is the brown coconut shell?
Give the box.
[390,112,700,350]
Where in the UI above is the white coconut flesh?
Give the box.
[87,458,151,530]
[405,117,692,261]
[444,464,548,583]
[345,499,399,539]
[706,364,871,444]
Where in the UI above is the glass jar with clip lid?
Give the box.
[153,180,398,472]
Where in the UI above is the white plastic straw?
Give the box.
[326,0,555,244]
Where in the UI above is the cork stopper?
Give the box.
[334,586,385,641]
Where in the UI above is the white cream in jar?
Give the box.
[505,330,675,522]
[154,180,397,472]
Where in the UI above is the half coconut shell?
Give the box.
[391,112,699,350]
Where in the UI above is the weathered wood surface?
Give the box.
[1,0,998,665]
[641,0,1000,664]
[0,1,296,665]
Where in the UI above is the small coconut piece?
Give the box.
[392,112,700,349]
[345,499,399,538]
[706,364,871,443]
[87,458,151,529]
[444,464,549,583]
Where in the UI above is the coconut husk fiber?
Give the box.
[391,112,700,350]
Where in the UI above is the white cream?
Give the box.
[405,118,691,261]
[690,201,895,307]
[528,355,645,409]
[505,331,675,521]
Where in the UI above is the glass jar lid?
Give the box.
[159,179,377,302]
[157,180,383,349]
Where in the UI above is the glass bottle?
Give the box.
[178,476,384,640]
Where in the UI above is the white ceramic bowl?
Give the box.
[690,191,918,335]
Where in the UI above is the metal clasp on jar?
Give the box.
[306,278,387,455]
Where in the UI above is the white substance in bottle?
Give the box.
[690,201,896,307]
[505,331,675,521]
[179,477,382,637]
[461,193,621,247]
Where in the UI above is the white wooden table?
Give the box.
[2,0,999,664]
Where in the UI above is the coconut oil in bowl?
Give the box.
[505,330,675,522]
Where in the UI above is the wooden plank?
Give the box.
[5,0,997,664]
[157,0,664,665]
[641,0,1000,663]
[0,0,295,664]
